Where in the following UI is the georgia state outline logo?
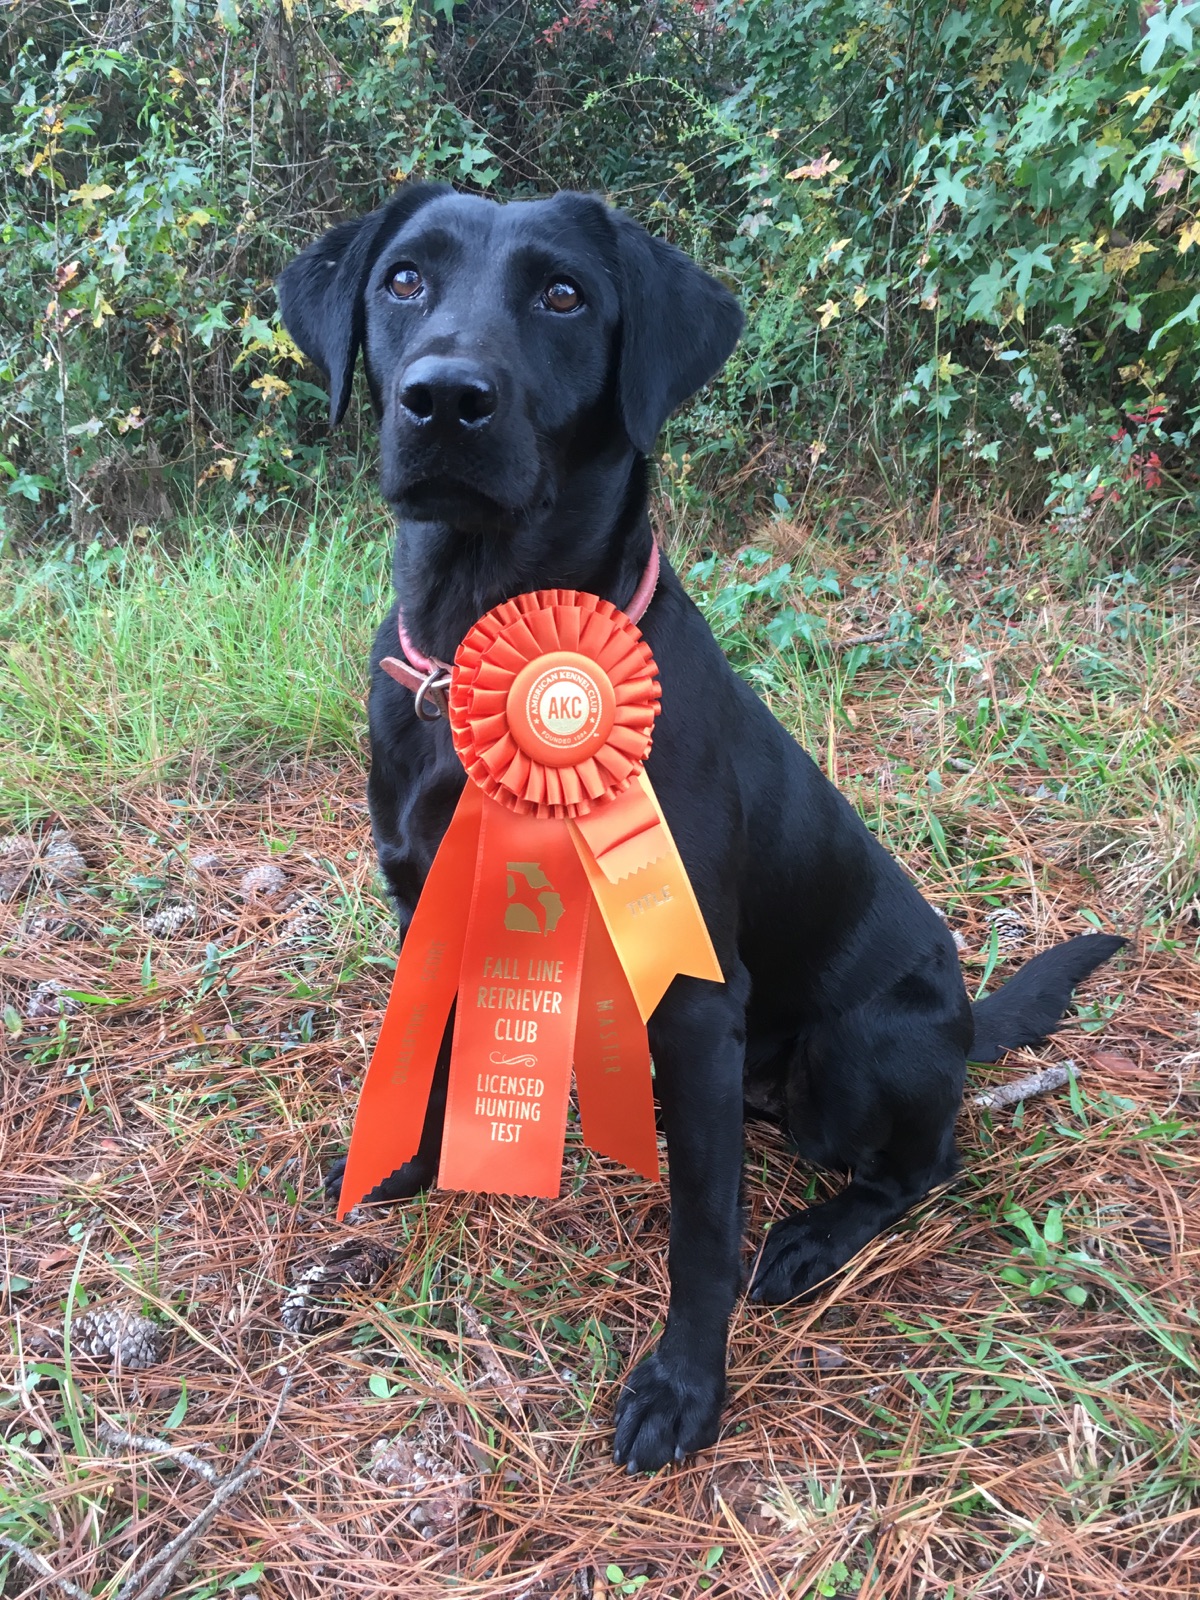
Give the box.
[503,861,566,935]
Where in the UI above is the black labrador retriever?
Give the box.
[278,185,1123,1473]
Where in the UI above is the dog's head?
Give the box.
[277,186,742,539]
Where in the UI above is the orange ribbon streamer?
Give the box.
[438,794,590,1196]
[337,589,722,1217]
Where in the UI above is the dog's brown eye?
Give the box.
[388,265,423,300]
[543,280,582,313]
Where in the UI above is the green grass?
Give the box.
[1,491,395,817]
[686,532,1200,939]
[5,496,1199,945]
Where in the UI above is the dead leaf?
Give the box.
[1091,1051,1139,1075]
[38,1247,77,1273]
[786,152,842,181]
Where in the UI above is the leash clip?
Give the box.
[414,667,452,722]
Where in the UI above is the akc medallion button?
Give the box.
[449,586,660,820]
[507,651,616,767]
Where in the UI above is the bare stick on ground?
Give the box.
[0,1379,294,1600]
[972,1061,1077,1111]
[460,1300,527,1422]
[108,1376,292,1600]
[0,1534,93,1600]
[98,1420,221,1485]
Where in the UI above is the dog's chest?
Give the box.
[368,731,466,929]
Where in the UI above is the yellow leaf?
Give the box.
[785,152,842,181]
[384,9,412,47]
[1121,86,1151,105]
[251,374,293,404]
[270,328,307,366]
[70,182,115,204]
[1177,219,1200,254]
[167,67,186,85]
[1103,241,1157,274]
[818,299,840,329]
[851,285,868,309]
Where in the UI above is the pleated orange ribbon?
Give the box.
[337,588,723,1215]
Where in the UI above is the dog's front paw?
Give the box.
[323,1156,349,1206]
[322,1155,435,1209]
[612,1348,724,1473]
[750,1211,845,1304]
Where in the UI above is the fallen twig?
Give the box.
[972,1061,1077,1111]
[460,1302,527,1422]
[109,1377,291,1600]
[833,628,889,649]
[0,1534,93,1600]
[116,1466,262,1600]
[99,1420,221,1485]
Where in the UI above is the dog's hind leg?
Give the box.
[749,1007,965,1304]
[323,1023,451,1207]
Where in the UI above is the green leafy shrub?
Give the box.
[2,0,1198,547]
[707,0,1200,533]
[0,1,486,540]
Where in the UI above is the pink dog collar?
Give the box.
[381,540,661,721]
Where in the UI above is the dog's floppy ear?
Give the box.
[611,212,743,454]
[277,183,449,424]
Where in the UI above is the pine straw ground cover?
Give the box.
[2,517,1199,1599]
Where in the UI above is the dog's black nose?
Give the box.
[398,357,498,430]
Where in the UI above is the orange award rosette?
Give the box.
[337,589,723,1215]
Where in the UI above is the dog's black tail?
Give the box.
[969,933,1126,1064]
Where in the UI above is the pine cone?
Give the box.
[985,906,1029,954]
[42,830,87,885]
[281,1239,396,1336]
[143,902,198,937]
[279,893,327,946]
[240,863,287,899]
[25,981,81,1021]
[71,1307,164,1369]
[368,1432,474,1536]
[20,910,79,943]
[0,836,35,902]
